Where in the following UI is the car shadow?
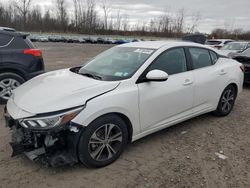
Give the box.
[16,112,217,173]
[243,83,250,90]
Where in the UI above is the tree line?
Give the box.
[0,0,250,40]
[210,28,250,41]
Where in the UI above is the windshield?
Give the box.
[242,47,250,56]
[221,42,246,51]
[79,47,155,81]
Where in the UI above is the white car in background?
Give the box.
[5,41,244,168]
[219,41,250,57]
[206,39,234,49]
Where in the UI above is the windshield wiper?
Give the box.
[80,73,102,80]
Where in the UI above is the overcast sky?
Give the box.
[3,0,250,33]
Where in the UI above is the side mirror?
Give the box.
[146,70,169,82]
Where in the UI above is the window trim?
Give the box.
[187,46,218,70]
[0,36,14,48]
[209,50,218,65]
[136,46,191,84]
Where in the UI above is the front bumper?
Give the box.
[4,107,82,167]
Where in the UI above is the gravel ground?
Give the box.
[0,42,250,188]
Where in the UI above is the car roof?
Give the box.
[227,41,249,44]
[0,27,16,32]
[119,40,210,50]
[0,28,28,37]
[207,39,233,42]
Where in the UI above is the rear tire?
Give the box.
[0,73,25,104]
[78,114,128,168]
[213,85,236,116]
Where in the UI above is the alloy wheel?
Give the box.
[88,124,123,162]
[221,88,235,113]
[0,78,20,100]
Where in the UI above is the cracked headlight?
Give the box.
[19,107,83,129]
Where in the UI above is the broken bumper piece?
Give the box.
[5,111,82,167]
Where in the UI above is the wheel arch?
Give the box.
[111,112,133,143]
[229,83,238,96]
[0,68,27,80]
[87,112,134,144]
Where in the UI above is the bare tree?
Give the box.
[121,14,128,31]
[232,28,243,40]
[114,10,121,31]
[13,0,32,28]
[173,8,185,35]
[85,0,97,32]
[187,12,201,33]
[158,9,171,33]
[55,0,68,31]
[73,0,79,27]
[72,0,86,32]
[1,1,250,40]
[27,5,42,31]
[224,19,235,32]
[101,0,111,30]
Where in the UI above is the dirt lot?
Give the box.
[1,42,250,188]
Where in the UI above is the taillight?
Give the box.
[24,49,42,58]
[240,64,245,73]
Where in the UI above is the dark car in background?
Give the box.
[113,39,129,44]
[0,27,44,103]
[232,47,250,84]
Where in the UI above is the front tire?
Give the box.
[78,114,128,168]
[213,85,237,116]
[0,73,25,104]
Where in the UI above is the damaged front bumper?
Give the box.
[4,107,83,167]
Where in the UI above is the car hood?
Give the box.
[12,69,120,114]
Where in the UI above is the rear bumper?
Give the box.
[26,70,45,80]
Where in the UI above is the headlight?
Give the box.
[19,107,83,129]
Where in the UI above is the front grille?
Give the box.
[11,126,34,146]
[22,129,34,145]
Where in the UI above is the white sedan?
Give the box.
[5,41,244,168]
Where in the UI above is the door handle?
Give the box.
[219,69,227,75]
[183,79,193,86]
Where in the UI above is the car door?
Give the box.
[0,33,13,65]
[0,33,6,62]
[188,47,226,113]
[138,47,194,131]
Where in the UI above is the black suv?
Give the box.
[0,27,44,103]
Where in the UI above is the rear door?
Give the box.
[0,33,14,65]
[138,47,194,131]
[188,47,226,113]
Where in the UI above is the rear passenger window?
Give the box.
[149,48,187,75]
[6,37,30,49]
[209,51,218,64]
[189,48,212,69]
[0,34,13,47]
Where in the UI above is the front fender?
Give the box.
[71,83,140,136]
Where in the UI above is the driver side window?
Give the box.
[149,48,187,75]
